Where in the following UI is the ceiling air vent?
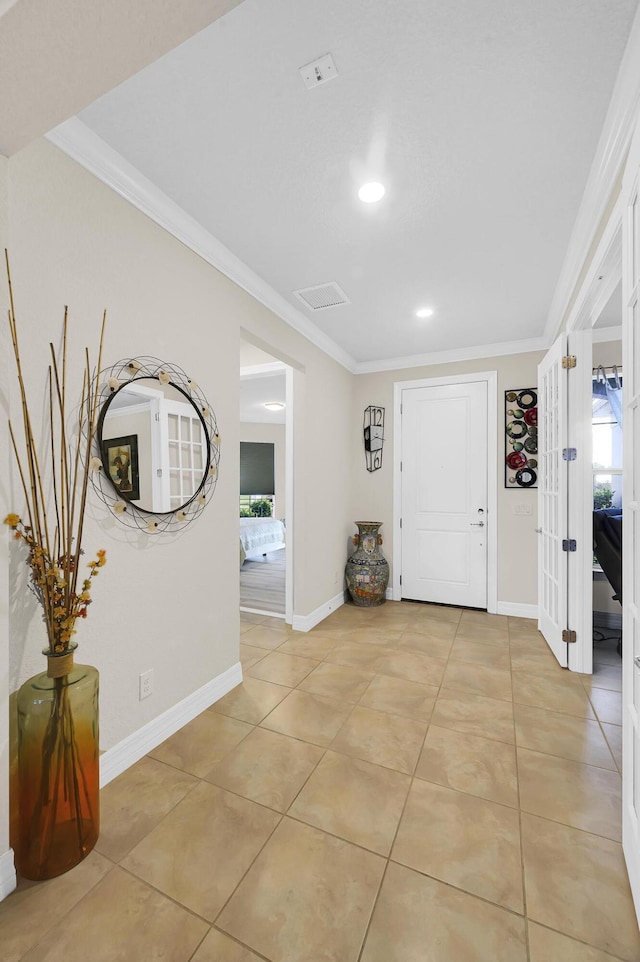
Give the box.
[293,282,350,311]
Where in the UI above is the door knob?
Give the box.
[470,522,485,527]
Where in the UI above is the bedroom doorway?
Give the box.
[239,338,292,622]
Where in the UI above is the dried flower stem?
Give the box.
[4,251,107,652]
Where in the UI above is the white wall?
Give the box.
[240,422,286,518]
[4,137,353,773]
[352,351,545,608]
[102,407,154,508]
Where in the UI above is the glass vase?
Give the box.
[16,647,100,880]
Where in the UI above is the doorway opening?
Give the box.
[591,289,623,677]
[239,340,292,621]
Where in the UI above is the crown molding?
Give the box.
[354,335,549,374]
[544,6,640,344]
[240,361,287,379]
[593,325,623,343]
[46,118,358,374]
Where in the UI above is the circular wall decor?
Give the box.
[505,387,538,489]
[515,467,537,487]
[517,390,537,409]
[506,420,527,440]
[87,357,220,533]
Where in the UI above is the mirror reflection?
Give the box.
[98,378,209,513]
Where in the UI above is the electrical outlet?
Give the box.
[139,669,153,700]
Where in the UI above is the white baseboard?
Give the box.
[240,606,286,620]
[99,662,242,788]
[496,601,538,620]
[0,848,16,902]
[292,592,345,632]
[594,610,623,629]
[385,587,394,600]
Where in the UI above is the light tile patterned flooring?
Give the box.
[2,604,637,962]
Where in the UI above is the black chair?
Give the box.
[593,508,622,653]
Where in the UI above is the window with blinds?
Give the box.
[240,442,275,495]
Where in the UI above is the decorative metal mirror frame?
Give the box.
[87,356,220,533]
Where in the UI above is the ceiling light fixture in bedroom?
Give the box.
[358,182,385,204]
[416,307,434,318]
[264,402,285,411]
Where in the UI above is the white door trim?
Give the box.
[284,366,294,625]
[558,204,623,674]
[566,328,596,674]
[393,371,498,613]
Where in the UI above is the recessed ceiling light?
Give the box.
[416,307,434,318]
[264,401,285,411]
[358,182,385,204]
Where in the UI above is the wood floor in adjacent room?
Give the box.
[240,549,285,614]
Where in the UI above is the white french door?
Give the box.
[622,128,640,919]
[537,334,569,667]
[162,399,207,511]
[400,379,488,608]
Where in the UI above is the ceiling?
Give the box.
[240,341,286,423]
[594,281,623,330]
[57,1,640,366]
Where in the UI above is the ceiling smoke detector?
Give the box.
[293,282,350,311]
[299,53,338,90]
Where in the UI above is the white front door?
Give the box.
[537,333,569,667]
[401,380,488,608]
[622,126,640,920]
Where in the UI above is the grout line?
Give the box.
[510,626,531,962]
[21,605,623,962]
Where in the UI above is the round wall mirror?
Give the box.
[90,358,220,532]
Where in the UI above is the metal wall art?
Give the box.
[505,388,538,488]
[363,405,385,472]
[88,356,220,533]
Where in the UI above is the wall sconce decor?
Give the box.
[505,388,538,488]
[363,405,385,472]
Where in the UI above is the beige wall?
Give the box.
[593,337,622,368]
[240,422,286,518]
[352,351,545,608]
[0,154,11,873]
[4,138,354,763]
[102,407,154,508]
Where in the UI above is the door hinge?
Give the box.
[400,403,403,415]
[399,574,402,586]
[562,629,577,643]
[400,461,403,472]
[562,448,577,461]
[562,539,577,552]
[562,355,577,369]
[399,518,402,529]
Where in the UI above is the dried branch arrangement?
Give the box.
[3,251,107,653]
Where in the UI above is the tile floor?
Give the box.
[2,604,637,962]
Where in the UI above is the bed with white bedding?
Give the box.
[240,517,286,565]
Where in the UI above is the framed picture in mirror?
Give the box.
[102,434,140,501]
